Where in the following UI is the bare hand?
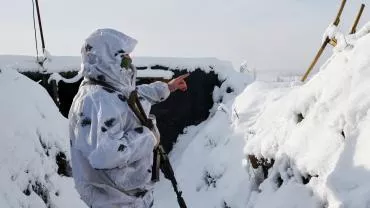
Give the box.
[168,73,189,92]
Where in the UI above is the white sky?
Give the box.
[1,0,369,71]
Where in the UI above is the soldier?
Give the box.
[69,28,188,208]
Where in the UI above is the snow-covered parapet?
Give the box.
[0,55,248,87]
[0,69,86,207]
[232,23,370,207]
[47,69,175,85]
[0,55,233,76]
[1,55,252,107]
[0,55,81,73]
[136,69,174,79]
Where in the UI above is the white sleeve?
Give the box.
[75,94,156,170]
[136,81,171,104]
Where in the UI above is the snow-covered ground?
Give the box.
[236,24,370,207]
[0,68,86,208]
[2,23,370,208]
[0,55,251,208]
[155,24,370,208]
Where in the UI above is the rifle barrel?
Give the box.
[159,146,187,208]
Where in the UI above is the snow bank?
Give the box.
[1,55,252,107]
[0,54,252,207]
[232,25,370,207]
[154,95,251,208]
[0,55,252,101]
[0,55,81,73]
[153,23,370,208]
[153,66,252,207]
[0,68,86,208]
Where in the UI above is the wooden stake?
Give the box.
[301,0,347,82]
[334,0,347,26]
[301,37,330,82]
[350,4,365,34]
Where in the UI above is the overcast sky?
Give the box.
[1,0,369,71]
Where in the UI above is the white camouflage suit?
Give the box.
[69,29,170,208]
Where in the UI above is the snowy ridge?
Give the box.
[154,87,251,208]
[0,55,81,73]
[233,27,370,207]
[154,24,370,208]
[0,69,86,208]
[0,55,234,76]
[153,63,252,207]
[0,55,248,94]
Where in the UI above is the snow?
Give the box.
[232,26,370,207]
[0,54,251,207]
[2,21,370,208]
[155,24,370,208]
[0,68,86,208]
[0,55,249,89]
[47,69,174,85]
[323,24,338,43]
[0,55,233,76]
[154,109,251,208]
[0,55,81,73]
[136,69,174,79]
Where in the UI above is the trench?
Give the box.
[22,68,222,153]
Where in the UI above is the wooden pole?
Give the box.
[350,4,365,34]
[301,0,347,82]
[334,0,347,26]
[301,38,330,82]
[34,0,46,54]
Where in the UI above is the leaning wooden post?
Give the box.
[350,4,365,34]
[301,0,347,82]
[301,37,330,82]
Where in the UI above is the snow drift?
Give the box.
[0,56,251,208]
[0,69,86,208]
[234,23,370,207]
[154,23,370,208]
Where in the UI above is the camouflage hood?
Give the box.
[80,28,138,97]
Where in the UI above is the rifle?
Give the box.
[127,90,188,208]
[157,145,187,208]
[83,79,188,208]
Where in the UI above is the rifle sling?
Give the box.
[83,79,153,129]
[82,80,186,207]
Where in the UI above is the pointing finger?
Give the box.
[177,73,190,80]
